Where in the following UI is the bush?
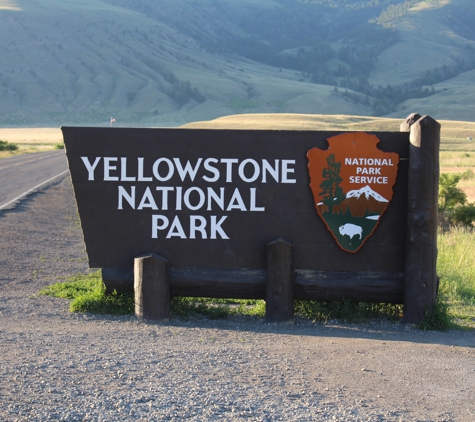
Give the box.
[460,169,474,180]
[439,172,475,228]
[0,140,18,151]
[453,204,475,226]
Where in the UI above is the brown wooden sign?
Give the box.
[308,132,399,253]
[63,116,440,324]
[62,127,409,273]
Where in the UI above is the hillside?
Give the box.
[0,0,474,126]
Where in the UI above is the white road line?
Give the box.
[0,151,63,171]
[0,169,70,211]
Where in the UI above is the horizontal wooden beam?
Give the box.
[102,267,404,304]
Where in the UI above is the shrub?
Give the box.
[0,140,18,151]
[439,172,475,228]
[460,169,474,180]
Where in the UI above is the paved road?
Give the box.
[0,151,69,210]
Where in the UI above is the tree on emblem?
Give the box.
[319,153,345,210]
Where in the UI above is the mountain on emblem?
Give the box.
[333,185,388,218]
[307,133,399,253]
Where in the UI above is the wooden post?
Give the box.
[265,239,294,323]
[401,115,440,323]
[400,113,421,132]
[134,253,170,320]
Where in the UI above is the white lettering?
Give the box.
[81,157,101,181]
[207,187,225,211]
[250,188,265,211]
[156,187,174,210]
[345,158,394,166]
[120,157,136,182]
[349,176,388,184]
[262,159,279,183]
[118,186,135,209]
[184,187,205,211]
[238,159,260,183]
[210,215,229,239]
[281,160,296,183]
[173,158,203,182]
[175,186,183,211]
[152,214,229,239]
[190,215,207,239]
[221,158,238,182]
[137,187,158,210]
[137,157,153,182]
[152,215,169,238]
[167,215,187,238]
[203,158,220,183]
[152,158,174,181]
[104,157,118,181]
[226,188,247,211]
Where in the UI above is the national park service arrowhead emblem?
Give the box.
[307,133,399,253]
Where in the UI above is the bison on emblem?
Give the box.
[339,223,363,240]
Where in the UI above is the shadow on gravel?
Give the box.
[80,313,475,348]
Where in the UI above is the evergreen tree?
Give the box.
[319,154,345,209]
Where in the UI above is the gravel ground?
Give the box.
[0,177,474,422]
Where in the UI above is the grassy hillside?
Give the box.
[2,112,474,152]
[0,0,474,125]
[370,0,475,120]
[0,0,376,126]
[183,112,475,149]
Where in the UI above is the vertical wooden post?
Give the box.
[134,253,170,320]
[265,238,294,323]
[401,115,440,323]
[400,113,421,132]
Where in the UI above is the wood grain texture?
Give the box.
[134,254,170,320]
[105,266,404,304]
[402,115,440,323]
[265,239,294,323]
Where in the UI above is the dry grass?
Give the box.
[182,113,402,131]
[0,128,62,158]
[0,127,63,143]
[438,227,475,329]
[183,113,475,151]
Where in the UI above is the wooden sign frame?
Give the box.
[62,114,439,324]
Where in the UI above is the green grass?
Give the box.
[171,297,266,320]
[437,227,475,329]
[38,271,267,319]
[38,271,134,315]
[440,151,475,168]
[38,272,404,324]
[294,300,403,324]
